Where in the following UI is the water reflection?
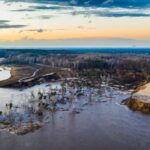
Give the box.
[0,82,149,150]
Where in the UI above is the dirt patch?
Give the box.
[0,65,36,87]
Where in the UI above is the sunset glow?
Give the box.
[0,0,150,47]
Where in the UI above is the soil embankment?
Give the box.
[122,82,150,114]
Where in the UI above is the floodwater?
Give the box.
[0,82,60,111]
[0,67,11,81]
[0,83,150,150]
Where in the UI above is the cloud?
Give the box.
[0,20,26,29]
[71,10,150,17]
[3,0,150,18]
[70,0,78,5]
[0,20,10,23]
[20,28,46,33]
[33,29,45,32]
[11,4,73,13]
[11,8,36,12]
[4,0,150,9]
[31,5,72,10]
[38,15,54,19]
[0,23,27,29]
[77,25,84,29]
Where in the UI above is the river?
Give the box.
[0,67,11,81]
[0,83,150,150]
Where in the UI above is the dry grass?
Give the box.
[0,65,36,87]
[0,64,78,87]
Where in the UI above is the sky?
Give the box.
[0,0,150,48]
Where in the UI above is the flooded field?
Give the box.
[0,67,11,81]
[0,81,150,150]
[0,81,129,134]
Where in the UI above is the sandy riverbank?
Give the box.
[122,82,150,114]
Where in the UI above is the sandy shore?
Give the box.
[122,82,150,114]
[132,83,150,103]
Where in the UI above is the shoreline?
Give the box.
[0,66,11,81]
[0,65,78,89]
[122,82,150,114]
[0,80,130,135]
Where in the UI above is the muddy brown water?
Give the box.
[0,96,150,150]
